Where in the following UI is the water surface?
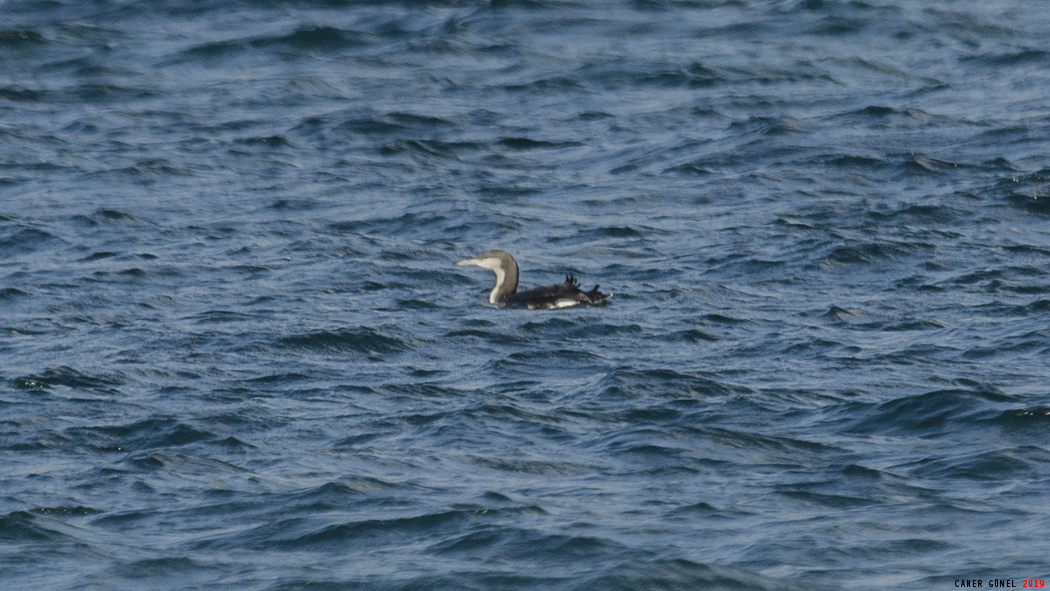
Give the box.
[3,1,1050,589]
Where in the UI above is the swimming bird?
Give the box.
[456,250,609,309]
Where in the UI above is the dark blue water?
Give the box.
[3,1,1050,589]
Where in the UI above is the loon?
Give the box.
[456,250,609,309]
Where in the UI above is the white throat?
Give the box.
[472,259,507,304]
[488,267,506,304]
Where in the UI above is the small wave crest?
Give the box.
[277,327,415,356]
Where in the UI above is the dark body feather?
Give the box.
[503,275,607,309]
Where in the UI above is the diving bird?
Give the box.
[456,250,609,309]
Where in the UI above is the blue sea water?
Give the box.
[3,0,1050,589]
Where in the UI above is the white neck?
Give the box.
[489,267,506,304]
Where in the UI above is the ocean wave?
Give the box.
[277,327,416,355]
[13,366,125,393]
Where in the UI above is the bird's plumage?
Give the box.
[456,250,608,309]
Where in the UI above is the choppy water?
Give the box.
[3,1,1050,589]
